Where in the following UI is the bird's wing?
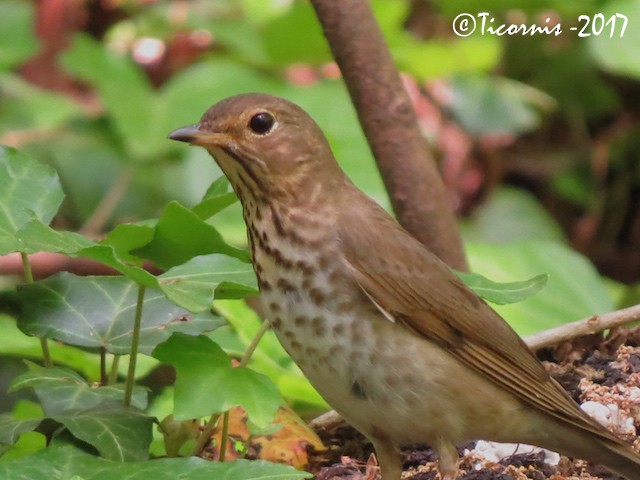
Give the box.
[338,202,617,440]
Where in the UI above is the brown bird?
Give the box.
[169,93,640,480]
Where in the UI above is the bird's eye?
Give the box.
[248,112,275,135]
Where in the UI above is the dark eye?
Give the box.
[248,112,275,134]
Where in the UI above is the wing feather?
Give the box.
[339,200,619,441]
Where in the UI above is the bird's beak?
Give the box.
[167,125,228,147]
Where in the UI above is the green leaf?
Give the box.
[0,2,38,70]
[262,2,330,65]
[461,187,565,243]
[455,271,548,305]
[153,333,282,427]
[447,75,555,136]
[132,201,247,269]
[158,254,258,312]
[393,38,502,79]
[16,219,94,254]
[0,75,81,130]
[191,176,238,219]
[18,273,224,354]
[9,366,148,415]
[0,415,40,447]
[52,406,153,461]
[0,442,312,479]
[214,300,327,409]
[0,315,101,380]
[466,240,615,336]
[60,34,155,161]
[589,0,640,80]
[77,245,159,287]
[0,146,65,254]
[100,223,156,264]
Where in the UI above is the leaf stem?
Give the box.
[218,411,230,462]
[100,347,107,385]
[21,252,53,367]
[108,354,121,385]
[238,319,271,368]
[20,252,34,283]
[124,285,145,407]
[39,337,52,368]
[192,414,220,456]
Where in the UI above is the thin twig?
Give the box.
[80,165,135,236]
[100,347,107,385]
[192,414,220,456]
[218,411,230,462]
[124,285,146,407]
[21,252,53,367]
[238,319,271,368]
[525,303,640,351]
[108,354,121,385]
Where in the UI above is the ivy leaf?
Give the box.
[455,271,548,305]
[466,240,615,335]
[16,219,94,254]
[100,223,156,264]
[158,254,258,313]
[191,176,238,219]
[153,333,282,427]
[18,273,224,354]
[52,406,153,461]
[132,201,247,269]
[9,366,148,415]
[0,442,312,479]
[0,415,41,447]
[0,146,64,254]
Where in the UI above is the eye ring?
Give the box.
[248,112,275,135]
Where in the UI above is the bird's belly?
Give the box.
[261,287,526,447]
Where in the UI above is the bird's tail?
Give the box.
[592,436,640,480]
[546,425,640,480]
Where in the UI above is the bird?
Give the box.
[168,93,640,480]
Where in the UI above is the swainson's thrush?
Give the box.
[169,93,640,480]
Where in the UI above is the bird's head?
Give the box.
[168,93,343,203]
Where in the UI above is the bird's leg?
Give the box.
[371,439,403,480]
[435,436,460,480]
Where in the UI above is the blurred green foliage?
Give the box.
[1,0,639,476]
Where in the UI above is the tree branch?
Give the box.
[309,0,467,270]
[525,303,640,351]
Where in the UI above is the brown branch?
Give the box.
[0,252,161,280]
[525,304,640,351]
[309,0,467,270]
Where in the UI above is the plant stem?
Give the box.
[108,355,121,385]
[192,414,220,456]
[124,285,145,407]
[100,347,107,385]
[218,411,230,462]
[21,252,53,367]
[39,337,52,368]
[238,319,271,368]
[20,252,34,283]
